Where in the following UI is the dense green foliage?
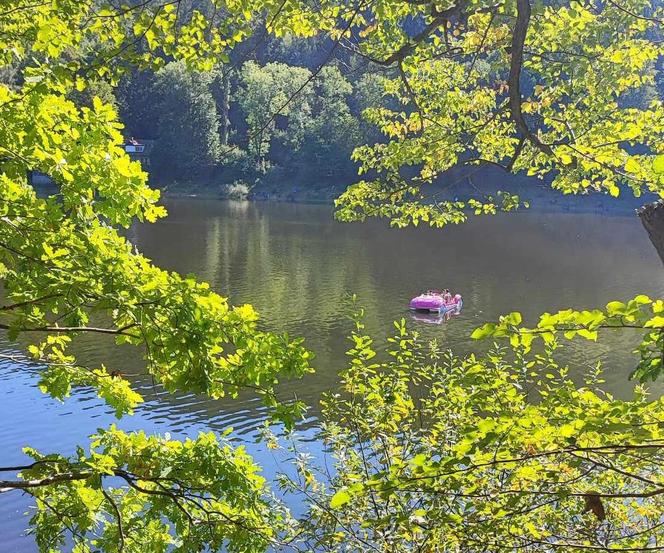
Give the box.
[102,0,662,207]
[270,309,664,551]
[334,0,664,226]
[235,62,362,185]
[150,62,223,176]
[472,294,664,382]
[115,57,366,190]
[24,428,289,552]
[237,61,313,167]
[0,0,663,551]
[0,2,313,549]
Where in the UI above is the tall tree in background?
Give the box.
[151,61,222,178]
[236,61,361,180]
[217,70,233,147]
[116,70,160,140]
[293,65,361,181]
[237,61,313,169]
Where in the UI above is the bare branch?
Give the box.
[0,472,91,492]
[102,487,126,552]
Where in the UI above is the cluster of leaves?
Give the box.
[0,110,312,419]
[335,176,527,227]
[18,427,291,552]
[271,310,664,552]
[1,1,664,552]
[0,0,327,78]
[335,0,664,226]
[472,294,664,382]
[0,0,327,410]
[1,2,318,550]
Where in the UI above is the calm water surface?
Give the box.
[1,199,664,550]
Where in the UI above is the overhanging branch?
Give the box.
[508,0,554,157]
[0,472,91,492]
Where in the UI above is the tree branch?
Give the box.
[0,472,91,492]
[0,294,63,311]
[102,487,126,552]
[0,322,139,336]
[508,0,554,156]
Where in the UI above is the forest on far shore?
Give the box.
[76,30,662,200]
[83,33,386,198]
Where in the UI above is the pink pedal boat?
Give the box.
[409,290,463,313]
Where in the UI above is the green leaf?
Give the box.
[653,155,664,175]
[330,489,352,509]
[645,316,664,328]
[471,323,496,340]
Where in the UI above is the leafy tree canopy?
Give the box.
[333,0,664,227]
[237,61,360,175]
[237,60,313,164]
[271,309,664,551]
[0,0,663,551]
[150,60,223,175]
[0,2,313,550]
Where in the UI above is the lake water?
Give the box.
[2,199,664,550]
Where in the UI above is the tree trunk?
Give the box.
[638,200,664,265]
[219,71,231,146]
[509,0,554,157]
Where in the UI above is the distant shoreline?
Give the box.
[160,189,652,218]
[35,166,658,217]
[158,168,656,217]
